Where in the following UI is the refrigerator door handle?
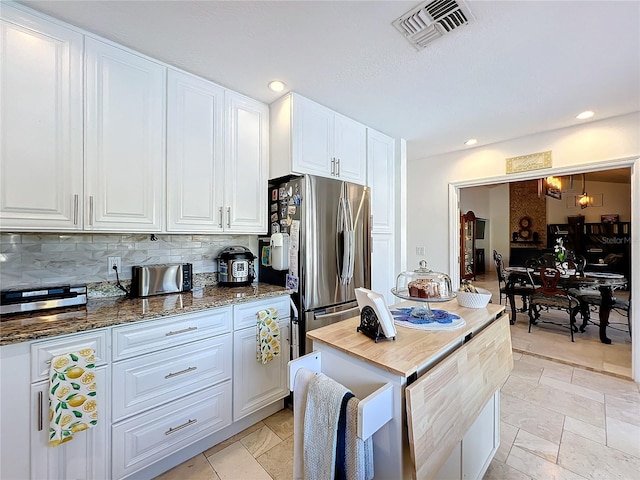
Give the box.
[313,306,360,320]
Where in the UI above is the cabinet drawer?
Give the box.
[31,330,108,383]
[233,295,290,330]
[112,307,231,360]
[112,381,232,479]
[112,334,232,421]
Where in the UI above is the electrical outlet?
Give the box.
[107,256,121,275]
[416,246,425,256]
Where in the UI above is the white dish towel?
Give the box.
[293,367,374,480]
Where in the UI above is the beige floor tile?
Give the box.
[207,442,272,480]
[539,375,604,403]
[605,394,640,427]
[606,416,640,459]
[511,359,544,382]
[571,365,638,401]
[506,445,585,480]
[262,407,294,440]
[512,429,560,463]
[502,374,605,429]
[256,435,295,480]
[571,368,640,403]
[240,425,283,457]
[495,422,519,463]
[203,421,266,457]
[501,392,565,444]
[483,458,534,480]
[563,416,606,445]
[558,430,640,480]
[154,454,220,480]
[512,351,524,361]
[520,354,575,382]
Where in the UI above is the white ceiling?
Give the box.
[19,0,640,162]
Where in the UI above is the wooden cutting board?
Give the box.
[405,317,513,479]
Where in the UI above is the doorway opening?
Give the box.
[449,157,638,382]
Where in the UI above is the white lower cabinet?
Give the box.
[233,321,289,421]
[112,334,232,421]
[435,391,499,480]
[0,296,291,480]
[112,381,232,479]
[30,366,111,480]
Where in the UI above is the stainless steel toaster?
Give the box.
[130,263,192,297]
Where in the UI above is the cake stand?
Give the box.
[390,288,457,319]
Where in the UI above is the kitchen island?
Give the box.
[306,300,511,480]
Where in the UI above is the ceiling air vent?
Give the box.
[392,0,474,50]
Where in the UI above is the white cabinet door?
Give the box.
[0,7,83,231]
[84,37,165,232]
[291,94,334,177]
[31,366,110,480]
[224,91,268,233]
[367,129,396,233]
[167,69,225,232]
[334,113,367,185]
[233,321,289,421]
[371,233,395,306]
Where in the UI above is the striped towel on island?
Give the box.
[256,308,280,364]
[48,349,98,447]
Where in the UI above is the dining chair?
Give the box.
[568,283,631,338]
[493,250,535,322]
[527,267,580,341]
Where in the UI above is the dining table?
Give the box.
[504,267,627,344]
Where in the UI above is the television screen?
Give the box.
[476,218,486,239]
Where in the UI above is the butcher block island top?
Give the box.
[0,283,289,346]
[306,300,506,377]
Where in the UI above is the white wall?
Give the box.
[407,112,639,273]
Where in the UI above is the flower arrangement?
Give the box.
[554,237,567,262]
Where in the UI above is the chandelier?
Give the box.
[578,173,592,209]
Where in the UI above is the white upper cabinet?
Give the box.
[367,128,396,233]
[84,37,165,232]
[167,79,267,234]
[166,69,225,232]
[0,7,83,231]
[224,91,268,233]
[270,93,367,185]
[333,112,367,184]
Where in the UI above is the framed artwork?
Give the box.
[601,214,619,224]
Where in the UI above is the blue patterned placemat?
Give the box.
[391,307,466,330]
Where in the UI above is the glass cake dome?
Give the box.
[391,260,456,318]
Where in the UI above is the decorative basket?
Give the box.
[456,287,492,308]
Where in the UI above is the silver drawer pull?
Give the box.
[38,391,43,431]
[165,326,198,336]
[165,366,197,379]
[165,418,197,435]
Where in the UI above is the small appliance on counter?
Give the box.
[217,246,256,287]
[1,285,87,315]
[130,263,192,298]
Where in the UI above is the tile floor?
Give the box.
[157,273,637,480]
[156,353,640,480]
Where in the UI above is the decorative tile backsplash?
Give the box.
[0,233,258,290]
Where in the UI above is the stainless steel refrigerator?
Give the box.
[259,175,370,357]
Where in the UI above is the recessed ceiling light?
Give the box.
[268,80,286,92]
[576,110,594,120]
[464,138,478,146]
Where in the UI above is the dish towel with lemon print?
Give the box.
[256,308,280,365]
[48,349,97,447]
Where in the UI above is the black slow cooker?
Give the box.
[217,246,256,287]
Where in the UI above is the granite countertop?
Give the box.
[0,283,290,346]
[306,300,506,378]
